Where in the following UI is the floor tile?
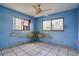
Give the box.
[11,47,23,53]
[36,49,49,56]
[34,48,43,52]
[19,45,26,48]
[21,48,32,52]
[2,49,12,54]
[0,51,2,56]
[47,49,58,56]
[27,50,38,56]
[22,53,30,56]
[68,49,77,56]
[45,45,53,49]
[46,52,56,56]
[15,50,26,56]
[38,46,45,50]
[12,49,22,53]
[51,46,61,51]
[3,51,16,56]
[20,46,30,50]
[57,48,68,56]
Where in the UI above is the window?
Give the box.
[52,18,64,30]
[13,17,31,31]
[43,17,64,31]
[43,20,51,30]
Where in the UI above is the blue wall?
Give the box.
[36,8,78,49]
[78,7,79,51]
[0,6,35,48]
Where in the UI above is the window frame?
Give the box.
[42,17,64,31]
[13,17,31,31]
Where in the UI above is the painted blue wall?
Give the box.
[0,6,35,48]
[36,8,78,49]
[78,7,79,51]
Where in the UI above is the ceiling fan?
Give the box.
[32,4,52,16]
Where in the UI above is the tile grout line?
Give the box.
[56,47,61,56]
[31,45,49,56]
[21,43,59,56]
[0,43,77,56]
[23,44,46,56]
[11,48,18,56]
[45,46,60,56]
[34,45,55,56]
[19,45,45,56]
[45,48,53,56]
[17,46,32,56]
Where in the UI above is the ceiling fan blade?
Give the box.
[42,8,52,11]
[36,3,41,7]
[25,11,36,13]
[33,5,38,11]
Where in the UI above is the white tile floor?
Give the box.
[0,42,78,56]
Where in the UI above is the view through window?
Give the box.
[43,18,64,31]
[13,17,31,31]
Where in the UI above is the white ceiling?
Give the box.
[0,3,79,17]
